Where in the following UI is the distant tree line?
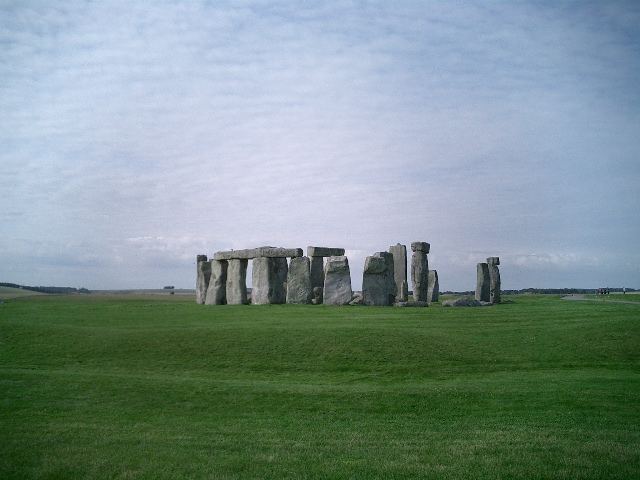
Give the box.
[441,287,636,296]
[0,282,91,294]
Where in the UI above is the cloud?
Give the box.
[1,0,639,289]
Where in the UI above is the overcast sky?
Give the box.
[2,0,639,291]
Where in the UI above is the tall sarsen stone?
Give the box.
[323,256,353,305]
[410,242,430,302]
[286,256,312,304]
[195,255,211,305]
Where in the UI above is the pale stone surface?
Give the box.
[427,270,439,303]
[411,243,429,302]
[443,296,483,307]
[488,258,501,304]
[475,263,490,302]
[226,259,248,304]
[389,243,408,301]
[205,260,228,305]
[252,257,288,304]
[362,252,396,306]
[196,255,211,305]
[307,247,345,257]
[394,301,428,307]
[309,256,325,291]
[311,287,324,305]
[349,292,363,305]
[214,247,302,261]
[323,256,353,305]
[286,256,312,304]
[411,242,430,253]
[487,256,500,266]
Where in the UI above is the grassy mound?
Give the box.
[1,295,638,479]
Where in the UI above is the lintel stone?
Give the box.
[307,246,345,257]
[213,246,303,261]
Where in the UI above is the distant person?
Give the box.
[623,287,626,295]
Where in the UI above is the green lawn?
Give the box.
[1,295,639,479]
[586,293,640,303]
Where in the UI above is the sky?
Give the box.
[1,0,639,291]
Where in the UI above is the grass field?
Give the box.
[1,294,639,479]
[0,286,45,300]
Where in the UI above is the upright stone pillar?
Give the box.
[487,257,501,304]
[389,243,408,302]
[252,257,288,304]
[307,247,346,304]
[286,256,312,304]
[410,242,430,302]
[196,255,211,304]
[226,259,248,304]
[309,256,325,292]
[363,252,395,306]
[427,270,439,303]
[205,259,228,305]
[475,263,490,302]
[323,256,353,305]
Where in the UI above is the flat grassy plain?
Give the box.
[1,294,639,479]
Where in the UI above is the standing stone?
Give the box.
[389,243,408,302]
[487,257,501,304]
[475,263,490,302]
[362,252,395,306]
[323,256,353,305]
[252,257,288,305]
[309,256,325,291]
[205,260,228,305]
[427,270,439,303]
[307,247,346,293]
[410,242,430,302]
[311,287,324,305]
[286,256,312,304]
[226,259,248,304]
[196,255,211,305]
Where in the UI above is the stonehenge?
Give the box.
[205,259,227,305]
[427,270,439,303]
[389,243,408,302]
[411,242,430,302]
[195,255,211,305]
[252,257,288,304]
[487,257,501,304]
[226,259,248,304]
[362,252,396,306]
[308,246,345,303]
[196,242,502,307]
[286,256,312,304]
[475,257,501,304]
[323,256,353,305]
[475,263,490,302]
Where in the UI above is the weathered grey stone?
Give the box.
[204,260,227,305]
[309,256,325,291]
[411,242,429,302]
[213,247,303,261]
[286,256,312,304]
[252,257,288,304]
[362,252,395,306]
[394,301,428,307]
[443,296,483,307]
[427,270,439,303]
[487,258,501,304]
[411,242,430,253]
[475,263,490,302]
[349,292,364,305]
[226,259,248,304]
[307,246,345,257]
[311,287,323,305]
[389,243,408,302]
[196,255,211,305]
[323,256,353,305]
[487,256,500,266]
